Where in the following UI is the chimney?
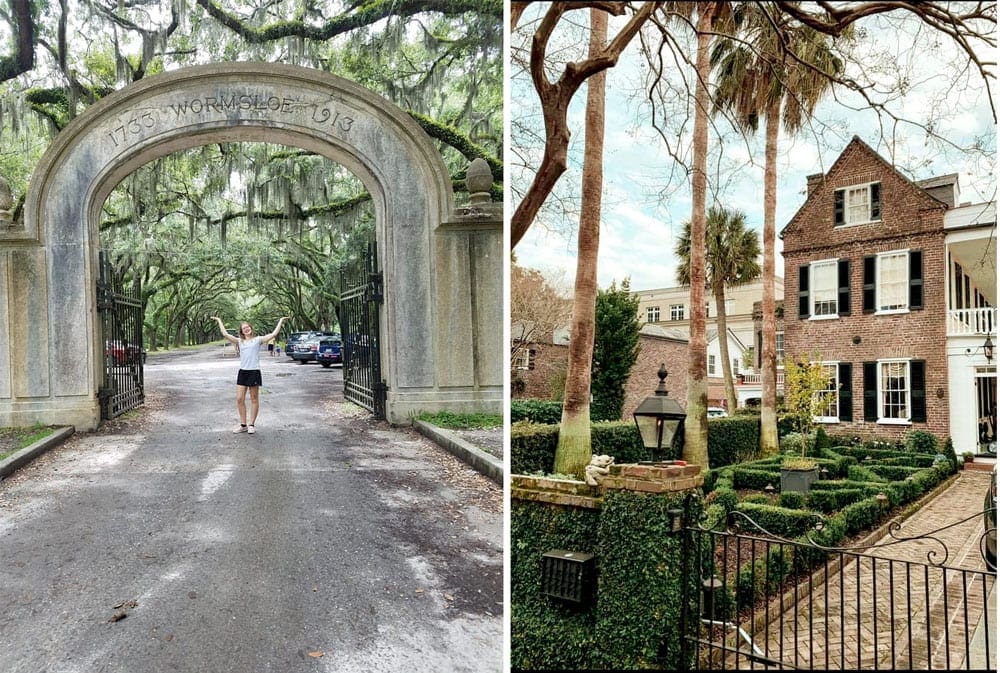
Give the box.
[806,173,824,196]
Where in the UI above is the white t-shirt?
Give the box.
[239,336,263,370]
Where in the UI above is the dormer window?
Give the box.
[835,182,881,226]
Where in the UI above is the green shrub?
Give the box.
[806,488,869,513]
[708,416,760,467]
[814,426,831,452]
[510,421,651,475]
[941,437,958,473]
[841,497,884,535]
[511,399,563,425]
[735,502,817,538]
[731,467,781,491]
[777,491,806,509]
[847,464,886,482]
[869,464,923,481]
[713,487,739,514]
[742,494,771,505]
[904,429,939,454]
[780,431,814,456]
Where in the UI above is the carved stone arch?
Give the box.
[0,63,501,428]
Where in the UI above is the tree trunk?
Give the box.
[683,3,716,471]
[715,286,737,412]
[760,100,781,455]
[554,8,607,478]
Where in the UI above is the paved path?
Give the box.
[747,471,996,670]
[0,345,502,672]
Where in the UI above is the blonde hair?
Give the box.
[239,322,255,341]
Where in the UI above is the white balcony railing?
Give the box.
[947,307,997,336]
[737,372,785,387]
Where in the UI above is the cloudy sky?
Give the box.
[510,7,996,294]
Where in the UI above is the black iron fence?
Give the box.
[681,509,997,670]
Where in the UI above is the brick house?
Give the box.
[782,137,996,454]
[622,324,689,420]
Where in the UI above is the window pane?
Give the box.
[879,252,908,310]
[847,186,870,224]
[812,261,838,315]
[880,361,910,419]
[815,364,838,418]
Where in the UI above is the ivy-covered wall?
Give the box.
[511,487,704,670]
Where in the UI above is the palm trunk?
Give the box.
[715,286,737,412]
[683,4,716,470]
[760,100,780,454]
[554,9,607,478]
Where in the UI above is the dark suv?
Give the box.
[316,336,343,367]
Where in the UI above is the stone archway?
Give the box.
[0,63,501,429]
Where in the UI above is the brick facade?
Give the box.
[782,137,950,442]
[511,342,567,400]
[621,331,689,421]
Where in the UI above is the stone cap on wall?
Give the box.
[512,462,704,509]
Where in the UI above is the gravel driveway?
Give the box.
[0,345,502,672]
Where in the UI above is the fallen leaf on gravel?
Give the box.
[415,588,424,593]
[112,599,137,610]
[109,611,128,622]
[308,651,324,658]
[444,593,455,601]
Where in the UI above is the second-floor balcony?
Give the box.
[737,371,785,387]
[948,307,996,336]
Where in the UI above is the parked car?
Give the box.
[284,331,313,358]
[985,467,996,571]
[105,340,146,365]
[316,336,343,367]
[291,334,322,363]
[707,407,729,418]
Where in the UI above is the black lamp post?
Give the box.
[633,363,687,455]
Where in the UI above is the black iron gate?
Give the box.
[340,241,386,419]
[680,508,997,670]
[97,251,145,420]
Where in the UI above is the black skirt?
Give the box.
[236,369,263,387]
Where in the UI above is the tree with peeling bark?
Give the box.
[553,6,608,478]
[712,4,845,456]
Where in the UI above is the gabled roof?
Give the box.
[640,324,688,343]
[706,327,747,351]
[780,136,949,240]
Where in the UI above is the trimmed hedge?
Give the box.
[708,416,760,468]
[731,467,781,491]
[735,502,817,538]
[511,488,703,669]
[510,420,667,476]
[512,398,623,424]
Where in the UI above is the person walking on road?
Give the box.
[211,315,289,435]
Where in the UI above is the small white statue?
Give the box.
[585,454,614,486]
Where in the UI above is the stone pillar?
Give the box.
[422,157,502,419]
[511,463,705,670]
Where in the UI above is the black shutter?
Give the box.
[834,189,845,225]
[838,259,851,315]
[838,363,853,422]
[910,360,926,423]
[863,256,876,313]
[528,349,536,370]
[756,330,762,369]
[870,182,882,220]
[863,362,878,422]
[798,265,810,318]
[909,250,924,310]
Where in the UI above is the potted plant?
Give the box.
[778,354,834,493]
[962,451,975,468]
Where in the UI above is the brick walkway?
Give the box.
[738,471,996,670]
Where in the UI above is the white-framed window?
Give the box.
[776,332,785,362]
[879,359,910,423]
[670,304,685,321]
[514,348,535,371]
[811,259,838,318]
[708,354,717,376]
[814,363,840,423]
[876,250,909,313]
[646,306,660,323]
[835,182,881,226]
[732,358,740,375]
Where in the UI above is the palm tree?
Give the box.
[553,8,608,478]
[711,5,845,454]
[676,206,762,412]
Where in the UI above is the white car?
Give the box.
[707,407,728,418]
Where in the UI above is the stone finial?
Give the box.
[0,175,11,225]
[465,158,493,205]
